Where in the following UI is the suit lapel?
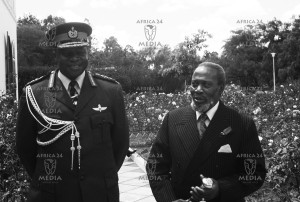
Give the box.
[75,74,97,115]
[185,102,231,174]
[176,106,200,159]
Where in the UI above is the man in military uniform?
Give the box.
[16,22,129,202]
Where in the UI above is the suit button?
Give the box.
[80,175,84,180]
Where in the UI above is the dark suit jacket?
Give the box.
[146,102,266,202]
[16,70,129,202]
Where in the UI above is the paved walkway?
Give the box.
[118,157,156,202]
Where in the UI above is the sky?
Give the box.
[16,0,300,55]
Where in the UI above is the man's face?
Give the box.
[57,47,88,80]
[190,66,223,112]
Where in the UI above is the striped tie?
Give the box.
[69,80,78,106]
[197,113,208,140]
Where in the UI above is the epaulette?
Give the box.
[93,73,120,84]
[24,72,51,87]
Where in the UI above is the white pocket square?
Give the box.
[218,144,232,153]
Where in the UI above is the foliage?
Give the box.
[17,14,300,93]
[222,16,300,87]
[17,15,65,67]
[41,15,66,31]
[160,29,211,83]
[17,14,41,26]
[0,91,30,202]
[18,66,56,95]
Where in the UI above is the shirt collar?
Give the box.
[195,101,219,121]
[58,70,85,91]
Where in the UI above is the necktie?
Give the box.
[69,80,78,106]
[197,113,208,140]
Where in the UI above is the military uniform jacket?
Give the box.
[146,102,266,202]
[16,70,129,202]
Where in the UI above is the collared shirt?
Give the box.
[195,101,219,127]
[58,71,85,96]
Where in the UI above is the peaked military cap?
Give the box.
[46,22,92,49]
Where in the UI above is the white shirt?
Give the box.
[195,101,219,127]
[58,71,85,96]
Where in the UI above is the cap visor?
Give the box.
[57,42,90,49]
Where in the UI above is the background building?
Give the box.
[0,0,18,99]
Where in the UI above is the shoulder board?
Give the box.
[24,72,51,87]
[93,73,119,84]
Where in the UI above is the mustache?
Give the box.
[191,92,206,99]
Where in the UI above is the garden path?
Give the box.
[119,156,156,202]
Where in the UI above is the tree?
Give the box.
[17,24,45,66]
[221,22,287,86]
[42,15,66,31]
[17,14,66,67]
[160,29,211,83]
[17,14,41,26]
[102,36,125,67]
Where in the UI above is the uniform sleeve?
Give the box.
[111,84,129,171]
[217,118,267,201]
[146,113,177,202]
[16,88,38,178]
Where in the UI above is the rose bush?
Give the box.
[0,92,30,202]
[1,80,299,201]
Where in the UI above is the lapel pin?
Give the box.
[93,104,107,112]
[220,126,232,136]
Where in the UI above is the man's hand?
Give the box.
[190,176,219,201]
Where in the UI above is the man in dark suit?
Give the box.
[146,62,266,202]
[16,22,129,202]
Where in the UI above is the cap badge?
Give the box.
[68,27,78,39]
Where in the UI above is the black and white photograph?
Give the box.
[0,0,300,201]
